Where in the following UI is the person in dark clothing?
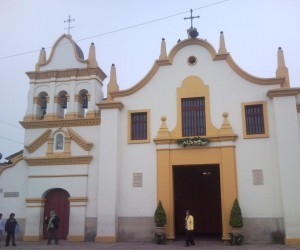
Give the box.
[45,211,60,245]
[5,213,17,246]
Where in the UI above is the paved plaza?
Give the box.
[2,240,300,250]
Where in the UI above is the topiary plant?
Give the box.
[154,200,167,227]
[229,198,243,228]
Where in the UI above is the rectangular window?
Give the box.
[242,102,269,138]
[131,112,147,140]
[128,110,150,143]
[245,104,264,134]
[181,97,206,136]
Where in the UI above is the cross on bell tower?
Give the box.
[184,9,200,28]
[184,9,200,38]
[64,15,75,35]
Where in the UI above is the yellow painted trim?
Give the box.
[170,76,219,138]
[156,146,238,240]
[24,155,92,166]
[95,236,117,243]
[67,128,93,151]
[68,197,88,202]
[128,109,151,144]
[20,117,100,129]
[225,54,284,85]
[0,153,23,175]
[29,34,106,80]
[267,87,300,98]
[285,238,300,245]
[23,235,42,241]
[109,39,284,99]
[26,205,45,208]
[241,101,269,139]
[25,129,51,153]
[29,174,88,178]
[97,100,124,110]
[110,62,160,98]
[25,198,46,203]
[67,235,85,242]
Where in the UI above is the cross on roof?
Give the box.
[184,9,200,28]
[64,15,75,35]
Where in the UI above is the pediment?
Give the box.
[24,128,93,157]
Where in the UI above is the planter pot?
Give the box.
[155,226,165,235]
[231,227,242,235]
[155,227,166,244]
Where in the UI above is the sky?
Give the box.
[0,0,299,162]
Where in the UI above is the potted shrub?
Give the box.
[154,200,167,244]
[229,198,244,245]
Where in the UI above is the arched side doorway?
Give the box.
[173,165,222,238]
[43,188,70,239]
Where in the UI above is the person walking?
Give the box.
[5,213,17,246]
[185,210,195,247]
[45,210,60,245]
[0,213,5,246]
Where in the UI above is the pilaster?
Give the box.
[95,101,123,242]
[271,94,300,244]
[23,198,45,241]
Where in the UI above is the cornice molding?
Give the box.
[26,67,106,82]
[267,87,300,98]
[97,101,124,110]
[29,174,88,178]
[20,117,100,129]
[24,155,92,166]
[25,129,51,153]
[67,128,93,151]
[109,62,160,98]
[225,54,285,85]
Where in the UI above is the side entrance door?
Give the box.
[43,188,70,239]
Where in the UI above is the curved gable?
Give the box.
[39,34,88,71]
[110,38,285,98]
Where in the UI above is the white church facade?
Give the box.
[0,27,300,245]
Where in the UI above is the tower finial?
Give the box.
[218,31,227,54]
[107,64,119,101]
[88,42,98,68]
[159,38,168,60]
[276,47,290,88]
[35,47,46,71]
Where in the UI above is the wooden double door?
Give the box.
[43,188,70,239]
[173,165,222,238]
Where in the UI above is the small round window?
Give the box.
[187,56,197,65]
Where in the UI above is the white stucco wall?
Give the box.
[40,37,87,71]
[113,43,287,220]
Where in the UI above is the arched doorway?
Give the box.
[173,165,222,238]
[43,188,70,239]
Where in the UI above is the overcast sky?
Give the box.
[0,0,299,161]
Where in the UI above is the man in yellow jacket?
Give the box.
[185,210,195,247]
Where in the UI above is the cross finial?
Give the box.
[64,15,75,35]
[184,9,200,28]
